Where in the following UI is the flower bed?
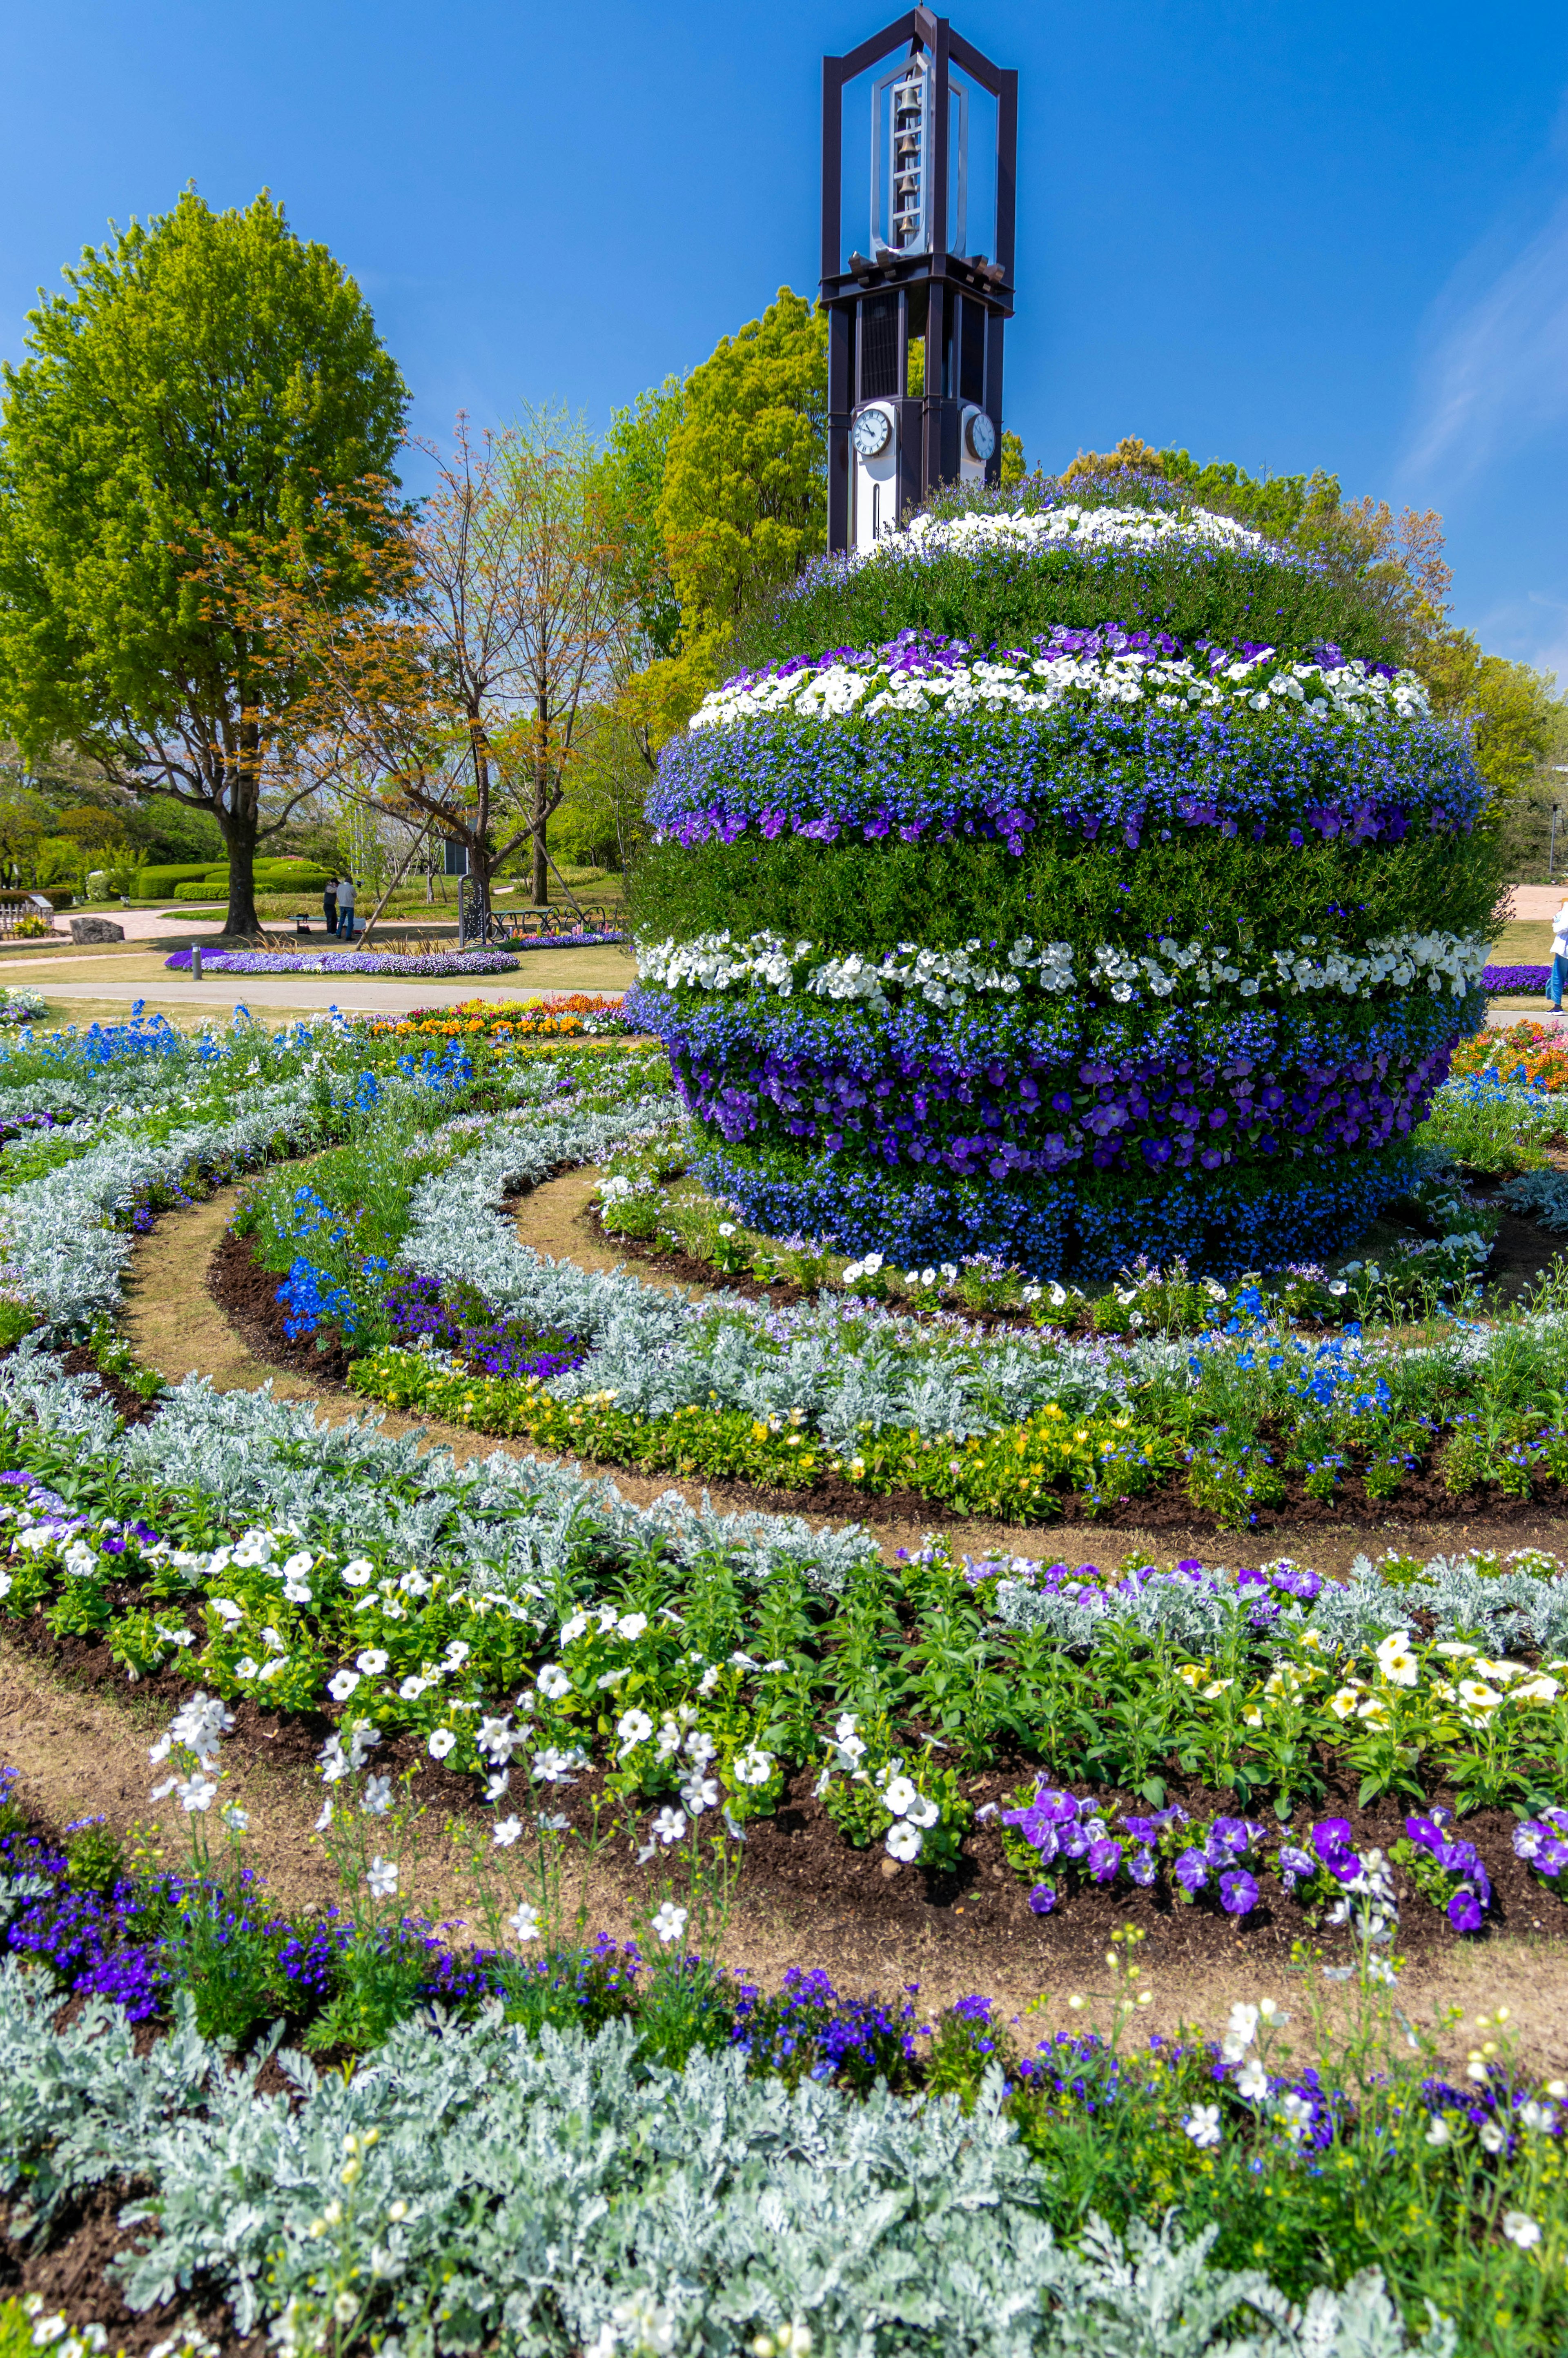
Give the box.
[4,1000,1568,2345]
[1,1750,1564,2356]
[630,490,1500,1275]
[1484,964,1552,995]
[369,993,632,1040]
[1452,1020,1568,1092]
[163,948,522,977]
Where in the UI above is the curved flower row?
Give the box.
[646,993,1459,1182]
[873,499,1276,564]
[636,929,1488,1012]
[648,704,1484,855]
[691,632,1427,734]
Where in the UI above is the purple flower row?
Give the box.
[716,623,1395,701]
[648,704,1483,855]
[1483,964,1551,994]
[1000,1783,1500,1935]
[164,949,523,977]
[640,999,1461,1181]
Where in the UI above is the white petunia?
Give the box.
[885,1820,922,1863]
[327,1670,361,1703]
[535,1663,572,1700]
[356,1649,389,1675]
[427,1728,457,1759]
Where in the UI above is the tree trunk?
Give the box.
[219,809,262,938]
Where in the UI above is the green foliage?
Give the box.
[594,373,687,668]
[731,520,1405,675]
[0,188,408,933]
[1423,630,1566,799]
[655,287,827,650]
[633,815,1510,960]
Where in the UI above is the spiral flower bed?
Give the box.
[631,492,1502,1276]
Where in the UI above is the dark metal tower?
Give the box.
[821,11,1017,553]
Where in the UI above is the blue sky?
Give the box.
[4,0,1568,678]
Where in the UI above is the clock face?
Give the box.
[853,407,892,458]
[967,410,997,462]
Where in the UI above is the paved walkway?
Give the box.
[1506,886,1568,920]
[1,943,637,1017]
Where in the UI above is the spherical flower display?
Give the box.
[633,485,1497,1276]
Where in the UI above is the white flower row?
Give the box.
[690,645,1429,734]
[637,929,1489,1011]
[896,501,1269,560]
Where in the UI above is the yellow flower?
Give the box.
[1329,1686,1361,1720]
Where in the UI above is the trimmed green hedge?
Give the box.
[633,826,1508,960]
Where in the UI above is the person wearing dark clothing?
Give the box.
[322,880,338,935]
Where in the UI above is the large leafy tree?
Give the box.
[619,289,827,751]
[0,189,407,936]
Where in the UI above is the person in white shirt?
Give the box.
[336,875,356,939]
[1551,898,1568,1013]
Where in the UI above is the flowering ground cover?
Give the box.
[630,482,1507,1274]
[1452,1019,1568,1094]
[1483,965,1552,995]
[162,948,524,977]
[6,1016,1568,2345]
[0,1748,1566,2357]
[367,993,634,1041]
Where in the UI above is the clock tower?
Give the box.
[821,10,1017,554]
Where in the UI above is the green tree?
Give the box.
[623,289,827,747]
[594,374,686,669]
[0,189,407,936]
[1422,632,1564,798]
[999,430,1027,489]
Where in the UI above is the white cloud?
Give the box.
[1404,192,1568,481]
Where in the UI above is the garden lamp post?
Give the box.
[821,9,1018,553]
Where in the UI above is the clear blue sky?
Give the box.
[5,0,1568,678]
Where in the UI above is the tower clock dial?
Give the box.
[852,407,892,458]
[965,409,996,462]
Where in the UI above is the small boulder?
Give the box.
[68,916,125,944]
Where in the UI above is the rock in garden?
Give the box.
[68,915,125,943]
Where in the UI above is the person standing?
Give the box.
[322,876,338,936]
[337,874,356,939]
[1550,897,1568,1015]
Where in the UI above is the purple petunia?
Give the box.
[1027,1882,1057,1915]
[1220,1869,1260,1916]
[1086,1838,1123,1885]
[1174,1848,1209,1893]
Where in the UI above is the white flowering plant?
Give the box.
[814,1711,969,1870]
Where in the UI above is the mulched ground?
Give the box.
[207,1222,1568,1550]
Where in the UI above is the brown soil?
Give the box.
[0,2182,257,2358]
